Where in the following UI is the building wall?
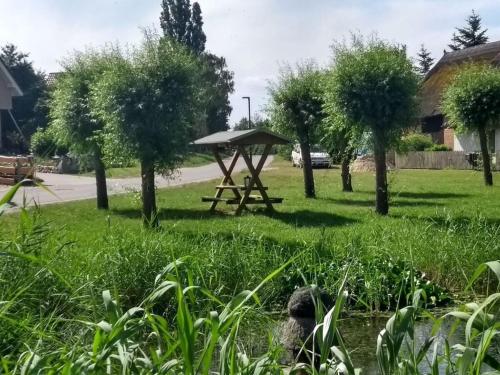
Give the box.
[454,129,500,152]
[0,74,13,110]
[443,128,454,149]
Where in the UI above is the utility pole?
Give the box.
[242,96,251,129]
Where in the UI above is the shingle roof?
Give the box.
[193,129,290,146]
[421,41,500,118]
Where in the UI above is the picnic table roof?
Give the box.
[193,129,290,146]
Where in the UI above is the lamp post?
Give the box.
[242,96,251,129]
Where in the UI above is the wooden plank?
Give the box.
[215,185,268,190]
[17,166,34,176]
[0,176,16,185]
[0,166,16,175]
[395,151,472,170]
[202,196,229,202]
[226,197,283,205]
[209,148,242,212]
[0,156,33,165]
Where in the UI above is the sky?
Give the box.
[1,0,500,126]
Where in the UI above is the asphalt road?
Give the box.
[1,155,274,207]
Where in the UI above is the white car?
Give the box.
[291,144,331,168]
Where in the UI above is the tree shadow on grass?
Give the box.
[112,207,358,228]
[111,207,229,221]
[354,191,471,200]
[266,209,358,228]
[390,213,500,229]
[322,198,444,208]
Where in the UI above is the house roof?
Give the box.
[193,129,290,146]
[421,41,500,119]
[46,72,63,86]
[0,57,23,97]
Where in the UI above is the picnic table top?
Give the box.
[192,129,290,146]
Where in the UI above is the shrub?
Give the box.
[426,144,451,151]
[30,127,68,157]
[397,133,434,153]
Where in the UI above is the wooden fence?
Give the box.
[0,156,35,185]
[395,151,500,170]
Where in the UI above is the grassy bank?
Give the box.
[1,159,499,358]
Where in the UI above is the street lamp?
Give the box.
[242,96,251,129]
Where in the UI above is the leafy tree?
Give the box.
[327,37,419,214]
[93,34,201,226]
[188,2,206,55]
[49,49,119,209]
[160,1,234,135]
[320,112,360,192]
[448,10,488,51]
[416,45,434,75]
[0,44,48,152]
[442,64,500,186]
[201,54,234,134]
[269,63,324,198]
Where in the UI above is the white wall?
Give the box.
[454,130,500,152]
[454,132,481,152]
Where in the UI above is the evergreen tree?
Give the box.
[448,10,488,50]
[160,0,192,46]
[159,0,234,135]
[188,2,206,55]
[416,44,434,75]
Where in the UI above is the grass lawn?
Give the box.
[2,157,500,359]
[3,158,500,307]
[81,152,217,178]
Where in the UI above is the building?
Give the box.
[0,58,23,150]
[420,41,500,153]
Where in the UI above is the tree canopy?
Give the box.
[326,37,419,214]
[416,44,434,75]
[93,33,202,225]
[269,62,325,198]
[442,64,500,185]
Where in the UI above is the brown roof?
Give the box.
[420,41,500,118]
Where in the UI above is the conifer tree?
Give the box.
[448,10,488,50]
[188,2,206,55]
[416,44,434,75]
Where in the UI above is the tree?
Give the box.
[269,63,324,198]
[188,2,206,55]
[0,44,48,153]
[442,64,500,186]
[448,10,488,50]
[201,54,234,134]
[416,45,434,75]
[49,49,118,209]
[93,34,201,226]
[320,111,360,192]
[160,1,234,136]
[327,37,419,214]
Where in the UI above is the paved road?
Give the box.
[1,155,274,207]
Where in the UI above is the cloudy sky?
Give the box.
[1,0,499,125]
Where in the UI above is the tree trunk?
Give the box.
[373,133,389,215]
[141,160,158,227]
[299,141,315,198]
[94,152,109,210]
[478,127,493,186]
[341,156,353,192]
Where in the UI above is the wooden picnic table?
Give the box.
[193,129,290,215]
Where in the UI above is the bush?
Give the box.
[397,133,434,153]
[426,144,451,151]
[30,127,68,157]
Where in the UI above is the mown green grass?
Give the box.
[3,159,499,296]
